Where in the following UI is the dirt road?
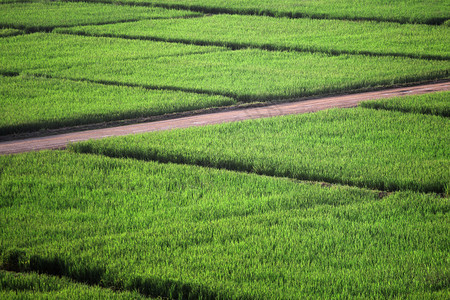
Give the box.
[1,81,448,155]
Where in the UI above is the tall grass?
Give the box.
[69,107,450,193]
[2,33,448,102]
[0,2,200,31]
[360,91,450,117]
[0,75,234,135]
[1,151,448,298]
[57,14,450,59]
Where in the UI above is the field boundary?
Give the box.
[1,81,448,155]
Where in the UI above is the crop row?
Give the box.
[0,2,200,31]
[57,14,450,60]
[2,33,449,103]
[0,75,234,135]
[1,151,448,298]
[361,91,450,117]
[75,0,449,24]
[70,107,450,193]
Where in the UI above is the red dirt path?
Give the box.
[1,81,448,155]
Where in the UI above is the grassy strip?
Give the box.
[70,108,450,194]
[76,0,449,24]
[360,91,450,117]
[1,151,449,298]
[2,33,449,102]
[0,28,22,37]
[0,75,234,135]
[0,2,200,31]
[56,14,450,60]
[0,270,149,299]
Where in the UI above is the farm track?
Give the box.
[1,81,448,155]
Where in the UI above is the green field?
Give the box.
[1,0,449,298]
[2,33,448,104]
[0,2,199,31]
[0,75,234,135]
[57,14,450,59]
[1,151,449,298]
[360,91,450,117]
[82,0,449,24]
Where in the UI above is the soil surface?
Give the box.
[1,81,448,155]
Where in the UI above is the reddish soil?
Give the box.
[0,81,448,155]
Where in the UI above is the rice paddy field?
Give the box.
[1,0,449,299]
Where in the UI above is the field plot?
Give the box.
[2,33,449,102]
[1,151,449,299]
[86,0,449,24]
[0,270,149,299]
[0,2,200,31]
[0,75,234,135]
[360,91,450,117]
[57,14,450,59]
[70,107,450,194]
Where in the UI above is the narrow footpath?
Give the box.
[1,81,448,155]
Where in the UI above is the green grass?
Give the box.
[1,151,449,299]
[0,270,149,299]
[2,33,448,102]
[69,107,450,194]
[83,0,449,24]
[56,14,450,59]
[0,2,200,31]
[0,75,234,135]
[360,91,450,117]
